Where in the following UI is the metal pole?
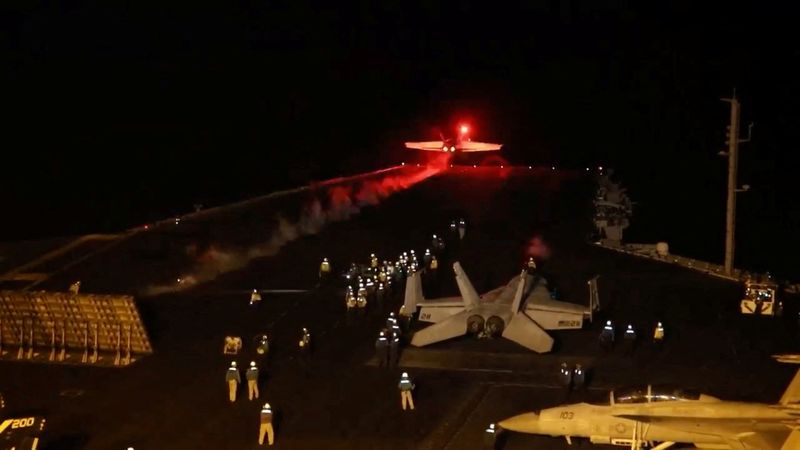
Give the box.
[722,96,741,275]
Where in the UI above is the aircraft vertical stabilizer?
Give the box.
[588,276,600,322]
[510,270,527,312]
[403,270,424,314]
[453,262,480,310]
[502,313,554,353]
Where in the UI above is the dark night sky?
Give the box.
[3,1,799,274]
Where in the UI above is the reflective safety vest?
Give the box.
[356,295,367,307]
[654,325,665,340]
[430,258,438,269]
[226,368,241,383]
[378,271,387,283]
[346,293,357,308]
[398,379,414,391]
[246,367,259,381]
[260,407,273,424]
[250,291,262,303]
[371,257,378,268]
[624,328,636,339]
[320,261,331,273]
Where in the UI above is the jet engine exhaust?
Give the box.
[486,316,506,336]
[467,315,485,335]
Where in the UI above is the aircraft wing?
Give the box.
[781,429,800,450]
[526,298,589,315]
[405,141,445,151]
[732,431,798,450]
[501,312,554,353]
[779,367,800,406]
[410,310,470,347]
[457,141,503,152]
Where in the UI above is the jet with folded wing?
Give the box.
[403,262,599,353]
[496,355,800,450]
[405,124,503,153]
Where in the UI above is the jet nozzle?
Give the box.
[497,412,540,433]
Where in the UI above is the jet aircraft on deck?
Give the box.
[497,355,800,450]
[403,263,599,353]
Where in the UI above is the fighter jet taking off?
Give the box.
[497,355,800,450]
[403,263,599,353]
[404,124,503,152]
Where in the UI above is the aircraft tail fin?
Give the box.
[773,355,800,406]
[453,262,480,310]
[502,313,554,353]
[510,270,527,312]
[403,270,424,315]
[587,276,600,321]
[410,310,469,347]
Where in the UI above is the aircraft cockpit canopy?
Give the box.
[607,385,701,405]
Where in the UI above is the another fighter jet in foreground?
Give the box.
[403,263,599,353]
[497,356,800,450]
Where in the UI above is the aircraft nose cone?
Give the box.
[497,412,540,433]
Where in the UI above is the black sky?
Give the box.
[3,1,800,274]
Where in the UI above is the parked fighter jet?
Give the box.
[403,263,599,353]
[497,356,800,450]
[0,392,46,450]
[404,124,503,153]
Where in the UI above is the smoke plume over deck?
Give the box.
[144,165,440,295]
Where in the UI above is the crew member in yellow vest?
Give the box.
[258,403,274,446]
[319,257,331,280]
[246,361,260,400]
[653,322,665,350]
[225,361,241,402]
